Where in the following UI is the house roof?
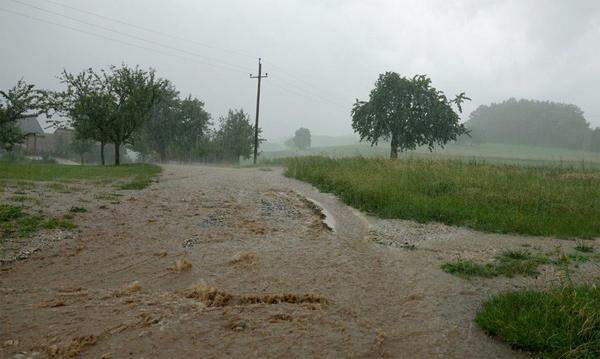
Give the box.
[17,117,44,135]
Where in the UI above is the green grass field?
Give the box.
[283,156,600,238]
[0,162,161,182]
[476,286,600,357]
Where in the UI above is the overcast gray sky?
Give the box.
[1,0,599,140]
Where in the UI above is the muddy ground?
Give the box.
[1,164,598,358]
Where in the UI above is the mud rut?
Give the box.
[5,164,592,358]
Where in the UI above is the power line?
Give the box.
[269,74,348,109]
[39,0,348,107]
[268,78,348,111]
[40,0,256,60]
[0,6,349,111]
[9,0,254,73]
[0,7,250,74]
[264,60,348,103]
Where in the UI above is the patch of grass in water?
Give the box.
[69,206,87,213]
[441,260,496,278]
[0,204,23,222]
[9,195,31,202]
[476,285,600,358]
[548,253,591,265]
[9,195,41,205]
[118,176,153,190]
[95,192,123,201]
[0,204,76,238]
[1,215,45,237]
[42,218,76,230]
[494,249,550,278]
[499,249,531,260]
[46,182,74,193]
[442,249,549,278]
[567,253,589,263]
[575,240,595,253]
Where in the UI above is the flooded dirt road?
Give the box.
[4,164,596,358]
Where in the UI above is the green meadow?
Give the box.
[283,156,600,238]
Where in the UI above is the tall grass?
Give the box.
[283,156,600,238]
[476,285,600,357]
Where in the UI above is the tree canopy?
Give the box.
[103,65,163,165]
[55,68,114,164]
[213,109,258,162]
[465,98,596,151]
[352,72,469,158]
[293,127,311,150]
[132,84,211,162]
[0,79,43,151]
[55,65,163,165]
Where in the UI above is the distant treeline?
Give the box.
[463,98,600,152]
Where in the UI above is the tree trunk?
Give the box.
[390,135,399,159]
[100,141,105,166]
[159,147,166,163]
[114,142,121,166]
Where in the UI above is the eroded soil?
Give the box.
[1,165,598,358]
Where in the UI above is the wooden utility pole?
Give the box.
[250,58,267,164]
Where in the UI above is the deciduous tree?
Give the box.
[213,109,259,162]
[0,79,42,151]
[352,72,469,158]
[103,65,163,165]
[131,80,180,162]
[172,95,211,161]
[293,127,311,150]
[55,69,113,165]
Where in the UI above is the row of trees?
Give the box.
[1,64,261,165]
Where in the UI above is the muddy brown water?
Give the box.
[1,164,598,358]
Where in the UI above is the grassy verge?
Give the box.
[476,286,600,357]
[0,162,161,190]
[283,156,600,238]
